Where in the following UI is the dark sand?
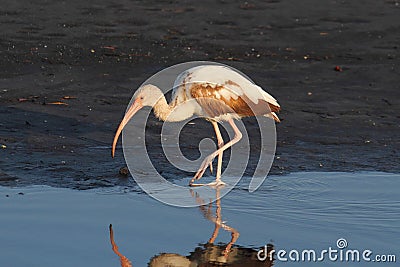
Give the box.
[1,0,399,188]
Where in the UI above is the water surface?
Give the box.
[1,172,399,266]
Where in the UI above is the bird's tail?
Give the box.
[264,112,280,122]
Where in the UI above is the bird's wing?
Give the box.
[170,68,195,106]
[190,82,279,121]
[172,65,280,120]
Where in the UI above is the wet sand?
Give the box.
[1,0,399,188]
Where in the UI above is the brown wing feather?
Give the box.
[190,83,280,120]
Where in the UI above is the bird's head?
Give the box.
[112,84,163,157]
[133,84,164,107]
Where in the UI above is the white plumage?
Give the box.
[171,65,280,120]
[112,65,281,186]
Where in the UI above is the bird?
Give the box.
[112,65,280,186]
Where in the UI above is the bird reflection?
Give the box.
[109,187,274,266]
[109,224,132,267]
[191,187,240,262]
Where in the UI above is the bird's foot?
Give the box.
[189,180,226,187]
[207,180,226,187]
[189,154,216,186]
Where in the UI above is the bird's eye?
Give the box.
[140,96,144,100]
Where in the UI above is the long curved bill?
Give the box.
[111,99,143,158]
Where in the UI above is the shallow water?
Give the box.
[1,172,399,266]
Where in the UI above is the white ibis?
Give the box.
[112,65,280,186]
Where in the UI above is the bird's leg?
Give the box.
[212,121,224,183]
[190,121,224,186]
[190,119,242,186]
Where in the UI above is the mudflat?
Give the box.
[1,0,399,188]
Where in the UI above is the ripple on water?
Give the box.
[223,172,400,232]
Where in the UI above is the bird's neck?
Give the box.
[153,96,173,121]
[153,95,194,122]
